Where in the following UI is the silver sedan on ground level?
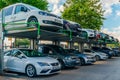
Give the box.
[4,48,61,77]
[84,49,108,61]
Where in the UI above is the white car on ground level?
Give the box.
[0,3,63,32]
[84,49,108,61]
[93,51,108,60]
[81,29,95,39]
[4,48,61,77]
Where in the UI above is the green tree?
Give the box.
[15,38,30,47]
[0,0,48,10]
[62,0,105,30]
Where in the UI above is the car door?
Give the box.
[6,49,26,72]
[3,6,14,30]
[9,49,27,72]
[12,4,29,28]
[4,50,12,70]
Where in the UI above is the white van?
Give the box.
[0,3,63,32]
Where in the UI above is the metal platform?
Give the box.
[4,27,105,44]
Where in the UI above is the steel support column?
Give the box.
[0,24,4,75]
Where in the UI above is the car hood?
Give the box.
[97,52,107,56]
[59,53,75,57]
[75,53,86,57]
[28,57,58,63]
[84,53,95,57]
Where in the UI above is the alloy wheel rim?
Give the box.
[29,20,36,27]
[26,65,35,77]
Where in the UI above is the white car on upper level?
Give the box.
[0,3,63,32]
[81,29,95,39]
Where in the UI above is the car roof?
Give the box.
[4,48,34,51]
[1,3,61,19]
[2,3,25,9]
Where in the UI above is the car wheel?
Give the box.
[80,58,85,65]
[58,60,65,69]
[25,64,36,77]
[27,17,38,28]
[95,55,100,61]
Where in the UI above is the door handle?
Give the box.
[11,16,16,19]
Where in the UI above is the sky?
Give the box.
[47,0,120,41]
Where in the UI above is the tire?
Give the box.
[95,55,100,61]
[25,64,36,77]
[58,59,65,69]
[80,58,85,65]
[27,17,38,28]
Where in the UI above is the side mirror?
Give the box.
[18,55,26,59]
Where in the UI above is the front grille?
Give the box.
[71,56,79,60]
[40,69,51,73]
[50,69,60,73]
[87,56,94,59]
[51,63,59,66]
[90,34,93,36]
[43,20,63,26]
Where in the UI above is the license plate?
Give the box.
[53,66,59,70]
[54,19,61,23]
[76,60,80,63]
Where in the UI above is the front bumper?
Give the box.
[36,64,61,75]
[64,59,80,67]
[100,55,108,60]
[85,58,96,64]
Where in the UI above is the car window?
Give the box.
[43,46,55,55]
[20,49,45,57]
[14,5,29,14]
[12,50,22,57]
[14,51,22,57]
[4,51,12,56]
[4,6,13,16]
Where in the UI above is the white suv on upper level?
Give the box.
[0,3,63,32]
[81,29,95,39]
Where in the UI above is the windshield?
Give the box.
[92,47,101,51]
[87,29,94,33]
[102,47,111,50]
[65,49,83,55]
[49,45,67,55]
[20,49,45,57]
[25,4,40,10]
[84,49,92,53]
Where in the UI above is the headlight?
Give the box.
[65,57,72,60]
[38,11,48,16]
[37,62,50,66]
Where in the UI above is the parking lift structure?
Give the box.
[0,16,113,75]
[0,23,4,75]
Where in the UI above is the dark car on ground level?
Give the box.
[38,44,80,69]
[112,48,120,57]
[65,49,96,65]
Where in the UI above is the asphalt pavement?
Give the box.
[1,57,120,80]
